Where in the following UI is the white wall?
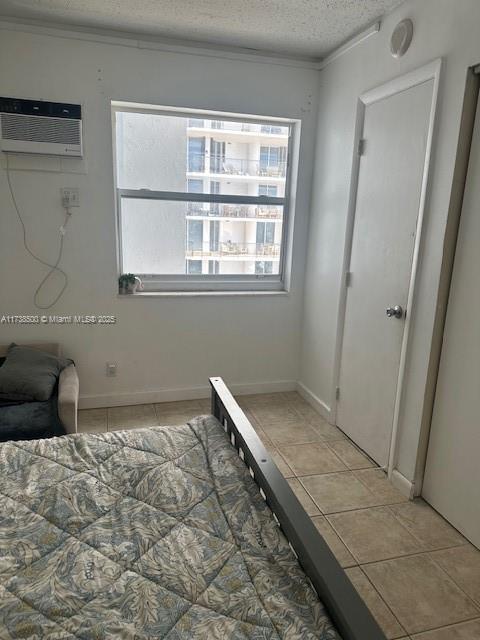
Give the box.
[300,0,480,486]
[0,24,319,406]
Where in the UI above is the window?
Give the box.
[187,260,202,274]
[209,221,220,252]
[259,146,287,177]
[210,139,225,174]
[256,221,275,246]
[210,181,220,215]
[113,104,294,292]
[258,185,278,197]
[188,118,204,128]
[208,260,220,274]
[255,261,273,275]
[187,219,203,253]
[188,138,205,172]
[261,124,283,134]
[187,179,203,193]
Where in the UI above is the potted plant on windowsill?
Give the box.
[118,273,143,294]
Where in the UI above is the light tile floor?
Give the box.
[78,391,480,639]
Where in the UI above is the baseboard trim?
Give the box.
[390,469,415,499]
[296,381,332,422]
[79,379,297,409]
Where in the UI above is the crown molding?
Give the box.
[315,21,381,70]
[0,15,382,72]
[0,16,320,70]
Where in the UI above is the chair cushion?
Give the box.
[0,343,72,404]
[0,396,65,442]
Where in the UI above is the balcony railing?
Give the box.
[186,203,282,219]
[188,154,287,177]
[187,119,288,135]
[186,241,281,258]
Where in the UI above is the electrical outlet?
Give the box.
[61,187,80,208]
[106,362,117,377]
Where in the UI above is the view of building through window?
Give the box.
[115,109,290,281]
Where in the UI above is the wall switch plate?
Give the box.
[61,187,80,208]
[106,362,117,377]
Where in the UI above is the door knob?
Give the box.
[386,305,404,319]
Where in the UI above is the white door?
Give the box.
[337,79,434,467]
[422,91,480,548]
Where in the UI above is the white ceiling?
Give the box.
[0,0,404,59]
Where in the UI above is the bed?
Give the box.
[0,377,385,640]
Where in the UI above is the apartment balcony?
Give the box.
[186,241,281,259]
[187,119,288,143]
[187,154,287,178]
[186,203,283,220]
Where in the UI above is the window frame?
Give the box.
[112,103,297,293]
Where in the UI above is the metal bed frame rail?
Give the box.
[210,377,386,640]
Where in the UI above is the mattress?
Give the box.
[0,415,340,639]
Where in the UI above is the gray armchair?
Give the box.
[0,342,79,434]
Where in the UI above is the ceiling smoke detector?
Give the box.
[390,19,413,58]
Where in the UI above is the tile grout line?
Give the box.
[384,504,470,553]
[323,505,461,566]
[275,444,348,476]
[290,461,374,478]
[256,398,379,468]
[353,545,457,569]
[354,550,480,634]
[352,467,405,501]
[296,476,407,516]
[407,614,480,637]
[308,514,358,569]
[350,544,474,570]
[353,564,409,638]
[425,553,480,614]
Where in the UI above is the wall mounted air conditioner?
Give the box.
[0,97,82,157]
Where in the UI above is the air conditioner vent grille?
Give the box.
[1,113,81,145]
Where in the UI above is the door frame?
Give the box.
[417,66,480,495]
[330,59,442,480]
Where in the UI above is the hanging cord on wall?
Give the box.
[5,153,72,309]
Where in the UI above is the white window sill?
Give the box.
[117,290,289,298]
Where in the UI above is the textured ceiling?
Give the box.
[0,0,405,58]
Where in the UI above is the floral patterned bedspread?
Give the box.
[0,415,340,639]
